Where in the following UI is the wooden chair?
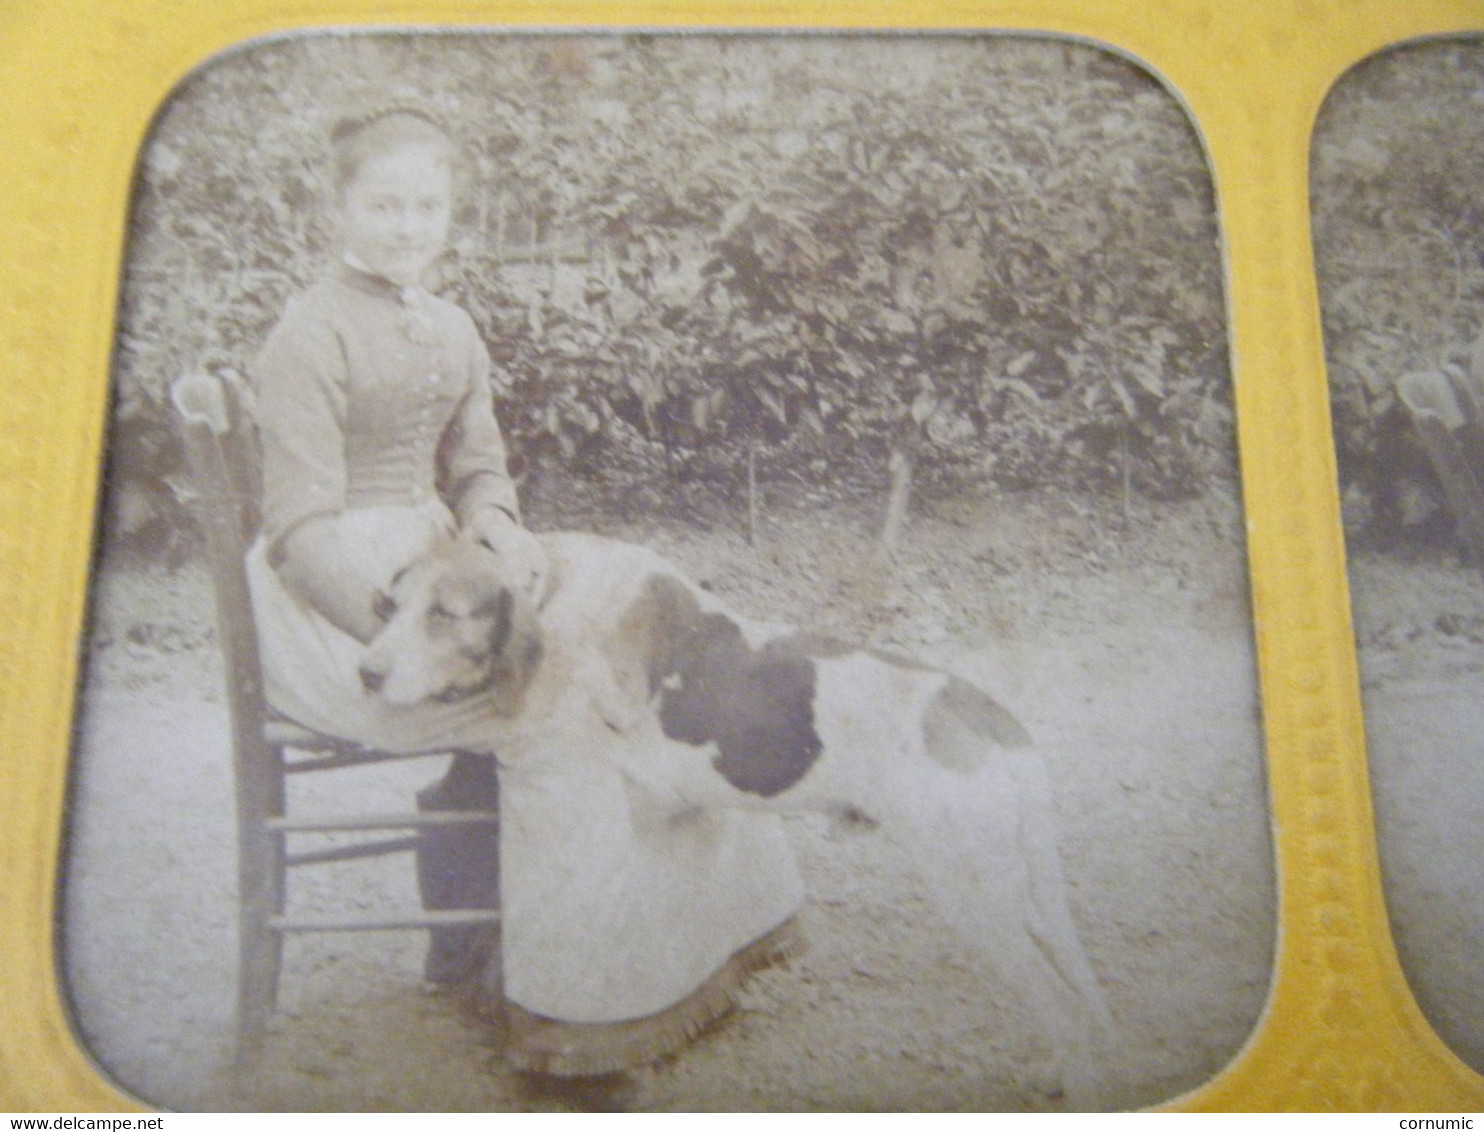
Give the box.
[170,370,502,1061]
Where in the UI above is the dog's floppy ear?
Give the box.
[633,574,707,693]
[483,578,543,717]
[592,572,704,731]
[447,536,543,716]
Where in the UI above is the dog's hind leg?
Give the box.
[898,702,1110,1109]
[1009,751,1112,1033]
[1002,749,1113,1108]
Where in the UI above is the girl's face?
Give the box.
[336,141,453,286]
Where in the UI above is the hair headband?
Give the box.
[330,100,451,145]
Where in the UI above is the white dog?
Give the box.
[360,531,1112,1105]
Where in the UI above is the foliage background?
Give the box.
[108,33,1236,548]
[1313,40,1484,547]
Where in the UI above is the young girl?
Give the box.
[246,104,803,1074]
[246,104,544,992]
[249,106,545,738]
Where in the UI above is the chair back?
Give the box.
[171,371,276,776]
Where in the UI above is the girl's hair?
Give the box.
[328,104,458,194]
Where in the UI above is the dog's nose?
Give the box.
[359,665,385,694]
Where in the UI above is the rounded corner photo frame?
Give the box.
[2,0,1483,1114]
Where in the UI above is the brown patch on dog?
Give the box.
[608,574,825,798]
[922,675,1034,773]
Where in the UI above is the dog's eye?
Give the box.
[372,590,397,622]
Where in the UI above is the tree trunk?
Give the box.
[878,444,914,558]
[747,442,760,546]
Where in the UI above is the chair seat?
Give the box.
[265,714,428,755]
[265,713,483,771]
[264,715,349,751]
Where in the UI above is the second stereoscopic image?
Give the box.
[63,32,1273,1110]
[1313,38,1484,1077]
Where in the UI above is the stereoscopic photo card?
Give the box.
[3,0,1484,1116]
[1312,36,1484,1079]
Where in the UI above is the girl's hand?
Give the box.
[466,508,549,603]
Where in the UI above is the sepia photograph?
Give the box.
[1312,37,1484,1076]
[63,32,1273,1111]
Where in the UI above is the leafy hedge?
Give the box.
[110,33,1235,547]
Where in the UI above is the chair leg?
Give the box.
[236,818,285,1064]
[235,741,288,1064]
[477,908,507,1044]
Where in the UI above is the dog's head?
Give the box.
[358,534,543,714]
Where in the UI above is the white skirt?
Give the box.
[246,509,804,1025]
[246,500,505,752]
[498,727,803,1024]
